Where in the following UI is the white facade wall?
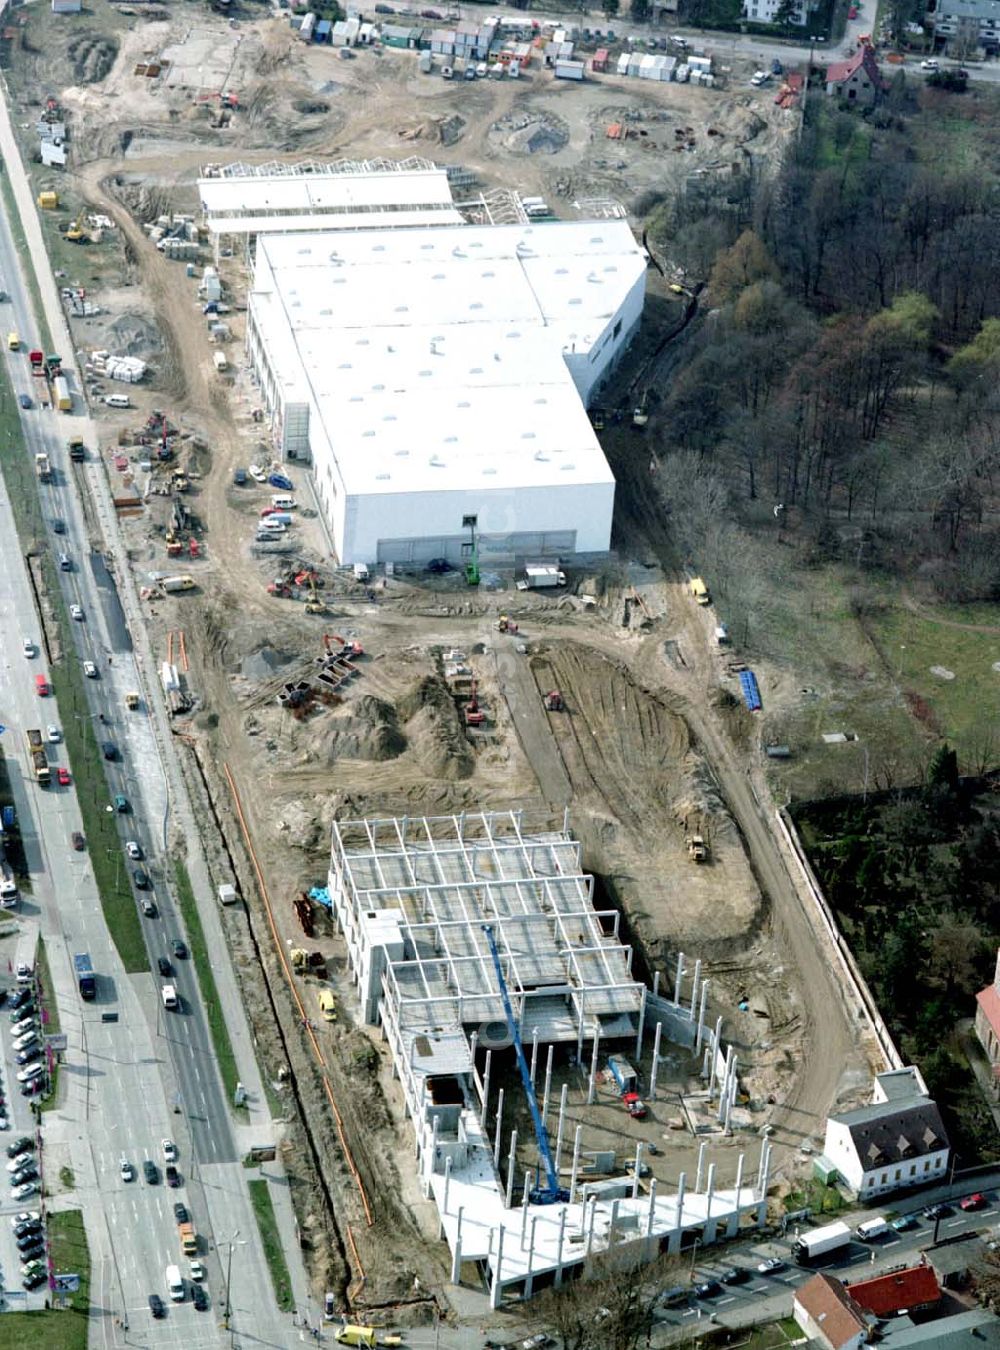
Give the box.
[822,1117,949,1198]
[742,0,809,22]
[792,1297,866,1350]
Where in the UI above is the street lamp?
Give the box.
[223,1230,246,1337]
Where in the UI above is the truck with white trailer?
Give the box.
[793,1220,852,1264]
[516,564,567,590]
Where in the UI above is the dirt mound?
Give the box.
[68,33,119,84]
[292,98,330,115]
[489,109,570,156]
[241,645,298,680]
[398,676,473,780]
[322,695,406,763]
[109,312,163,359]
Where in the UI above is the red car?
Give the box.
[623,1091,648,1119]
[960,1193,986,1211]
[56,768,71,787]
[848,5,858,15]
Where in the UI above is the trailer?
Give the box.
[739,669,761,712]
[25,730,50,785]
[793,1220,851,1264]
[73,952,97,1000]
[161,576,196,593]
[607,1053,638,1095]
[53,374,71,411]
[516,564,567,590]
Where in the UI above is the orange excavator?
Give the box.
[465,680,486,727]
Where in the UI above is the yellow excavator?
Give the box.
[66,209,90,244]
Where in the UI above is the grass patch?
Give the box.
[58,1165,74,1190]
[2,1209,92,1346]
[0,172,55,358]
[784,1180,846,1216]
[743,1320,804,1349]
[866,603,1000,771]
[247,1178,294,1313]
[35,936,60,1037]
[174,861,244,1112]
[0,368,148,973]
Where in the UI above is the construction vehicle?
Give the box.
[689,577,710,606]
[622,1091,648,1119]
[632,393,649,427]
[462,513,480,587]
[334,1329,403,1348]
[37,191,59,210]
[125,691,140,710]
[497,614,518,635]
[25,730,50,785]
[543,689,563,712]
[53,375,71,412]
[305,601,326,615]
[590,407,606,431]
[687,834,707,863]
[481,923,568,1203]
[464,681,486,728]
[65,209,90,244]
[67,434,86,462]
[293,895,315,938]
[35,452,51,483]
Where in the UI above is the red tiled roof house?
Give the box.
[793,1273,868,1350]
[847,1262,941,1318]
[975,950,1000,1097]
[826,43,883,104]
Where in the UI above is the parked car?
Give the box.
[9,989,31,1011]
[960,1193,987,1211]
[891,1214,920,1232]
[921,58,940,71]
[7,1137,34,1160]
[11,1181,38,1200]
[11,1211,41,1229]
[721,1266,749,1285]
[757,1256,784,1274]
[120,1158,134,1182]
[923,1203,951,1219]
[694,1280,722,1298]
[7,1151,33,1172]
[23,1269,47,1290]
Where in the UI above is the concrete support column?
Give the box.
[428,1113,440,1194]
[695,979,709,1054]
[586,1195,598,1255]
[490,1224,505,1311]
[634,985,647,1061]
[439,1156,452,1238]
[505,1129,518,1209]
[554,1084,569,1172]
[450,1206,464,1285]
[493,1088,505,1168]
[649,1021,663,1101]
[555,1208,567,1289]
[676,1170,686,1227]
[608,1198,620,1248]
[632,1143,643,1200]
[695,1141,707,1193]
[689,958,702,1020]
[712,1017,723,1089]
[569,1124,583,1205]
[482,1049,493,1121]
[646,1177,658,1238]
[705,1162,716,1221]
[541,1045,554,1123]
[587,1025,601,1106]
[520,1174,531,1245]
[653,970,661,999]
[674,951,685,1006]
[526,1216,538,1300]
[728,1152,745,1238]
[701,1046,711,1079]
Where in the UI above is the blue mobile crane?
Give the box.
[481,923,568,1204]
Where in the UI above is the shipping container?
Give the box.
[53,375,71,410]
[554,58,585,79]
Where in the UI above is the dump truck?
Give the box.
[35,452,51,482]
[687,834,707,863]
[67,434,86,462]
[25,730,50,785]
[125,691,140,710]
[178,1219,198,1256]
[53,375,71,411]
[793,1220,852,1264]
[161,576,196,593]
[516,564,567,590]
[689,576,710,605]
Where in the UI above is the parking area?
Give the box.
[0,967,52,1310]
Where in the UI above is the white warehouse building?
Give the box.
[245,216,647,566]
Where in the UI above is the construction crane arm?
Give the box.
[481,924,566,1203]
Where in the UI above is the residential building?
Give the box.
[825,42,884,101]
[974,948,1000,1095]
[928,0,1000,52]
[846,1262,941,1318]
[819,1067,949,1198]
[742,0,810,24]
[793,1273,868,1350]
[877,1306,1000,1347]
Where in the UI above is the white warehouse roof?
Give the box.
[252,220,646,499]
[199,167,456,218]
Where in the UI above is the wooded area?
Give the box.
[794,749,1000,1161]
[647,83,1000,608]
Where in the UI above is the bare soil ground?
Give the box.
[2,0,867,1322]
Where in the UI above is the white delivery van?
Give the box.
[855,1216,889,1242]
[166,1264,185,1301]
[161,984,178,1010]
[270,494,297,509]
[104,394,131,409]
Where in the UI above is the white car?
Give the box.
[189,1260,206,1281]
[13,1031,37,1052]
[11,1211,40,1228]
[11,1181,38,1201]
[120,1158,134,1182]
[248,464,267,483]
[921,58,940,70]
[7,1152,32,1173]
[16,962,33,984]
[22,638,34,658]
[16,1064,43,1084]
[750,70,770,86]
[46,725,60,742]
[83,661,97,678]
[125,841,142,860]
[161,1139,177,1163]
[69,604,84,621]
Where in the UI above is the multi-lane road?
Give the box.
[0,155,294,1348]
